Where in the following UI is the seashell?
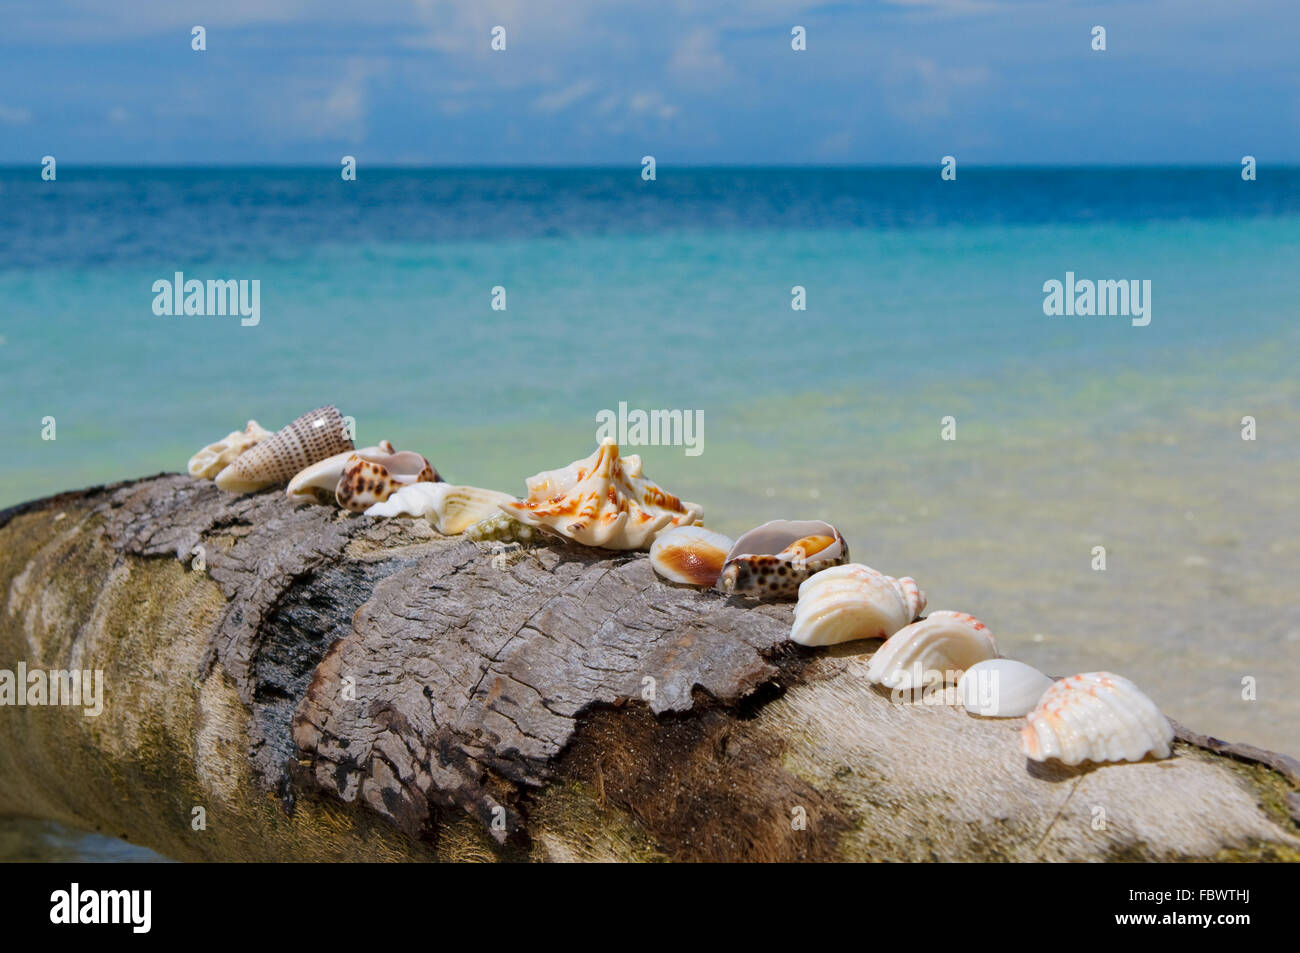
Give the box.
[650,525,733,587]
[465,512,538,545]
[864,611,997,690]
[286,441,394,505]
[1021,672,1174,765]
[366,483,517,534]
[188,420,271,480]
[500,439,702,550]
[717,520,849,600]
[336,450,440,513]
[789,563,926,645]
[215,406,353,493]
[957,658,1055,718]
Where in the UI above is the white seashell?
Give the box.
[366,483,517,534]
[336,450,440,513]
[286,442,394,505]
[650,525,733,587]
[717,520,849,600]
[864,611,997,690]
[1021,672,1174,765]
[957,658,1055,718]
[215,406,354,493]
[465,512,538,544]
[188,420,271,480]
[790,563,916,645]
[500,439,702,550]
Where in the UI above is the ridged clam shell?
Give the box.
[650,526,733,587]
[215,406,353,493]
[1021,672,1174,765]
[501,439,702,550]
[188,420,271,479]
[366,483,517,534]
[864,611,997,690]
[286,442,394,505]
[336,450,440,513]
[790,563,920,645]
[957,658,1054,718]
[717,519,848,600]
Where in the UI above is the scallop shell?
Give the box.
[650,526,733,587]
[1021,672,1174,765]
[500,439,702,550]
[336,450,440,513]
[188,420,271,480]
[957,658,1055,718]
[789,563,924,645]
[716,519,849,600]
[864,611,997,690]
[286,441,394,505]
[215,406,354,493]
[366,483,517,534]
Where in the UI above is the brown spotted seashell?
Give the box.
[215,405,353,493]
[716,519,848,600]
[336,450,441,513]
[649,525,733,587]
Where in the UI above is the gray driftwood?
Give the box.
[0,475,1297,862]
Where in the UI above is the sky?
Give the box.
[0,0,1297,165]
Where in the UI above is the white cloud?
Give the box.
[668,28,731,81]
[0,104,32,124]
[532,79,597,115]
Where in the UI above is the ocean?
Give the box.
[1,167,1297,856]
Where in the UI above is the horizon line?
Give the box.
[0,161,1292,171]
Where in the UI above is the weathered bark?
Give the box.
[0,475,1297,862]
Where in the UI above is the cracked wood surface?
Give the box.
[0,474,1298,861]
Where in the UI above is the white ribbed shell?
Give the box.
[789,564,924,646]
[1021,672,1174,765]
[864,611,997,690]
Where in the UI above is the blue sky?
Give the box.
[1,0,1297,165]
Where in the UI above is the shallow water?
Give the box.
[0,168,1296,859]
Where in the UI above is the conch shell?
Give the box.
[649,525,733,587]
[864,611,997,691]
[336,450,440,512]
[215,406,353,493]
[286,442,394,505]
[1021,672,1174,765]
[365,483,517,534]
[188,420,271,480]
[500,439,702,550]
[718,520,849,600]
[789,563,924,645]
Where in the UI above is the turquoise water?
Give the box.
[1,167,1297,774]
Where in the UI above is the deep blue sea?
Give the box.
[1,167,1298,857]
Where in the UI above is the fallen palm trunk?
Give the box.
[0,475,1297,862]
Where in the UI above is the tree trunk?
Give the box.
[1,475,1297,862]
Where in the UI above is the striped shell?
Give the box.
[864,611,996,690]
[717,520,849,600]
[1021,672,1174,765]
[215,406,353,493]
[650,525,733,587]
[789,563,924,645]
[336,450,440,513]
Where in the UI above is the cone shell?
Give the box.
[286,442,394,505]
[215,406,353,493]
[957,658,1055,718]
[1021,672,1174,765]
[336,450,440,513]
[188,420,271,479]
[789,563,923,645]
[864,610,997,690]
[501,439,702,550]
[650,526,733,587]
[366,483,517,534]
[717,519,849,600]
